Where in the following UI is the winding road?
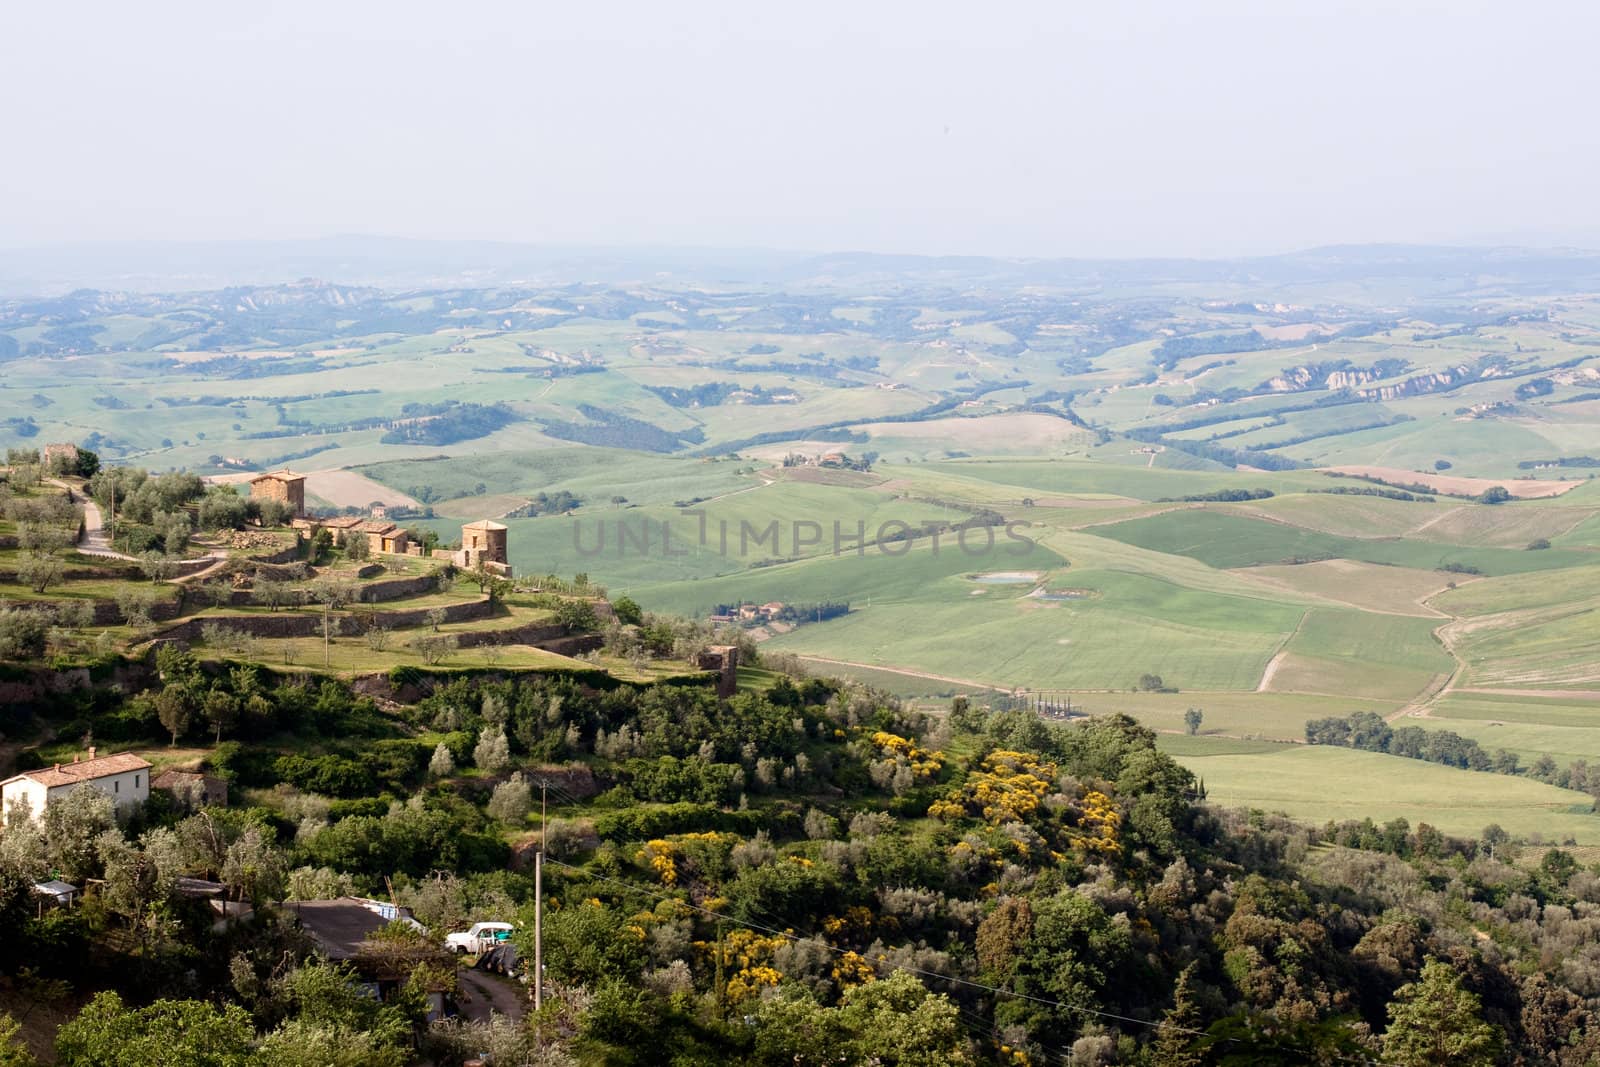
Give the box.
[53,479,228,571]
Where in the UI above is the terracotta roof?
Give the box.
[359,521,399,534]
[463,520,507,531]
[250,468,305,483]
[2,752,151,790]
[320,516,364,528]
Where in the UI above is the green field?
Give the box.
[1089,507,1591,575]
[1399,715,1600,768]
[1174,742,1600,843]
[481,475,978,587]
[1267,608,1454,700]
[1429,691,1600,725]
[727,556,1304,692]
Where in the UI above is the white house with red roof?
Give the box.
[0,749,152,821]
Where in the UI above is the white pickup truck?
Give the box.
[445,921,514,955]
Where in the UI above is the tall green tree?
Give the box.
[1153,963,1205,1067]
[155,684,195,746]
[1383,959,1501,1066]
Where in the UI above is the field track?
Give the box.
[1322,465,1582,499]
[1257,609,1308,692]
[796,656,1005,691]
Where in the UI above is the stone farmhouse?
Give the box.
[360,520,410,555]
[290,512,512,576]
[294,514,363,544]
[1,749,152,821]
[250,469,307,517]
[42,442,80,471]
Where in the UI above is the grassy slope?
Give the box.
[739,558,1302,691]
[1173,742,1600,843]
[359,447,755,510]
[1088,507,1591,575]
[1430,565,1600,690]
[486,477,976,587]
[1267,608,1455,701]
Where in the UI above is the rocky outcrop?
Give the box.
[1263,363,1372,392]
[1324,369,1383,390]
[0,660,156,709]
[1263,358,1414,394]
[1553,366,1600,387]
[1355,366,1472,401]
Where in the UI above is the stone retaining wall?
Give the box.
[357,574,443,603]
[152,596,494,643]
[252,543,304,565]
[452,622,568,650]
[534,633,605,656]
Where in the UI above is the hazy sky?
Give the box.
[3,0,1597,258]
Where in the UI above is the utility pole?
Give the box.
[533,849,542,1012]
[534,778,546,1013]
[714,919,725,1020]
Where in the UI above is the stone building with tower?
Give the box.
[429,519,512,577]
[460,520,508,568]
[250,469,306,517]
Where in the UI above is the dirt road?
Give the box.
[456,968,527,1024]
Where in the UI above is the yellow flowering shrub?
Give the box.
[871,731,945,782]
[726,965,782,1003]
[694,928,790,1005]
[1067,789,1122,857]
[821,906,876,938]
[831,949,878,988]
[929,750,1057,825]
[636,839,680,886]
[635,832,739,887]
[928,798,966,822]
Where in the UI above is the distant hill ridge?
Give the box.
[7,237,1600,296]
